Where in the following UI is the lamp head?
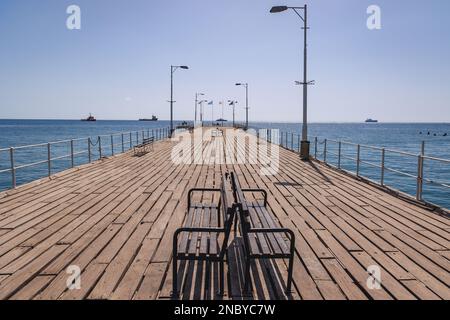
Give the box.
[270,6,288,13]
[180,66,189,69]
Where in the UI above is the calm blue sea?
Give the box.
[0,120,449,209]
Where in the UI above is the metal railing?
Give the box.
[310,137,450,205]
[251,128,449,208]
[0,127,170,190]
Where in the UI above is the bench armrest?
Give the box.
[173,227,226,256]
[241,189,268,206]
[175,227,225,235]
[187,188,221,208]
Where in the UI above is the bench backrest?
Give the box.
[143,137,154,144]
[218,172,237,258]
[231,174,251,230]
[220,172,235,226]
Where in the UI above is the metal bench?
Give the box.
[172,172,237,297]
[133,137,154,156]
[232,175,295,294]
[211,129,223,137]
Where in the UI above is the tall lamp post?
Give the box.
[170,65,189,137]
[198,99,207,123]
[270,4,313,160]
[195,93,204,123]
[228,100,238,127]
[235,83,249,130]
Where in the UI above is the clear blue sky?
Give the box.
[0,0,449,122]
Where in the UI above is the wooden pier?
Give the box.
[0,128,448,300]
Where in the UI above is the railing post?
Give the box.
[88,138,91,163]
[130,132,132,148]
[142,131,145,142]
[416,155,424,201]
[10,147,16,188]
[47,143,51,177]
[121,133,124,153]
[421,141,425,156]
[324,139,327,163]
[291,132,294,150]
[111,135,114,156]
[338,141,342,169]
[98,136,102,159]
[70,140,74,168]
[356,144,361,176]
[152,129,154,139]
[381,148,385,186]
[136,132,139,145]
[314,137,318,159]
[298,134,301,153]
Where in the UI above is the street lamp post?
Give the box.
[270,4,312,160]
[235,83,249,130]
[228,100,238,127]
[170,65,189,137]
[198,100,207,123]
[195,93,204,123]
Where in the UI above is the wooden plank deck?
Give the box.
[0,128,448,300]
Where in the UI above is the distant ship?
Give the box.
[365,118,378,123]
[81,113,96,122]
[139,115,158,121]
[216,118,227,122]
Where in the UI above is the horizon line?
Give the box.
[0,118,449,125]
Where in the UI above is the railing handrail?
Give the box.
[325,138,419,157]
[423,155,450,164]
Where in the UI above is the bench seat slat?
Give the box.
[209,205,219,256]
[247,207,272,255]
[188,206,203,255]
[199,207,211,255]
[254,205,288,255]
[178,207,195,253]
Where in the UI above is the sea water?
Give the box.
[0,120,449,209]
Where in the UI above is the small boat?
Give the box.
[81,113,96,122]
[365,118,378,123]
[139,115,158,121]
